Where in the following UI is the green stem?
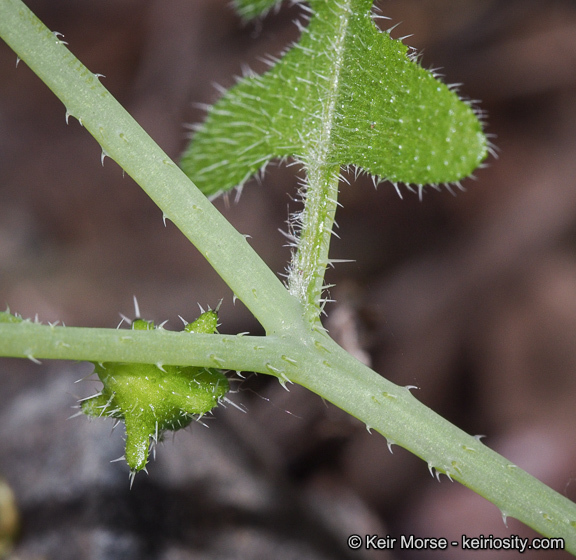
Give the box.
[0,0,304,336]
[2,0,576,551]
[306,334,576,552]
[287,0,351,324]
[0,322,289,372]
[1,320,576,551]
[288,164,340,322]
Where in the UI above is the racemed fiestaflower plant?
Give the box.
[0,0,575,552]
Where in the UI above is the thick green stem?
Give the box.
[306,333,576,552]
[1,320,576,551]
[0,322,289,372]
[0,0,304,336]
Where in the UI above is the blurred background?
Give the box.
[1,0,576,558]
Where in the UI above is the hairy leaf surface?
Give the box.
[233,0,284,20]
[181,0,487,197]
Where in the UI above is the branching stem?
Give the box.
[1,320,576,551]
[1,0,576,552]
[0,0,304,336]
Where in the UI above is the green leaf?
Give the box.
[0,311,22,324]
[233,0,284,20]
[82,311,229,473]
[181,0,487,197]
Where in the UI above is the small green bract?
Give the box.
[82,310,229,472]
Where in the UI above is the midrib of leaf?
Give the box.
[287,0,352,321]
[314,0,350,155]
[182,0,487,324]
